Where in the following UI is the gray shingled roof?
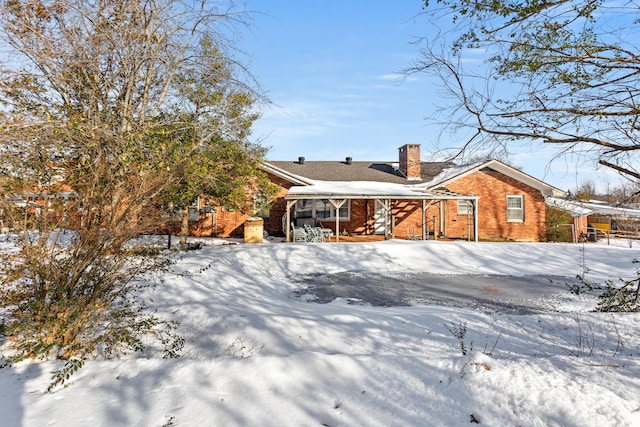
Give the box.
[267,160,454,184]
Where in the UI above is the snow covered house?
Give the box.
[195,144,566,242]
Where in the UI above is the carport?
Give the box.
[283,181,479,242]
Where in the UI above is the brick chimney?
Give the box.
[398,144,421,180]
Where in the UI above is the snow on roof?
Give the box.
[546,197,595,217]
[269,158,564,199]
[547,197,640,218]
[420,162,485,190]
[285,180,476,199]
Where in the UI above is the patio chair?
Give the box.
[291,224,308,242]
[304,224,325,242]
[316,222,334,239]
[296,217,316,227]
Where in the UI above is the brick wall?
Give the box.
[186,201,248,238]
[285,199,372,237]
[184,171,292,238]
[389,168,547,241]
[330,199,371,236]
[446,168,546,241]
[184,167,547,242]
[261,174,294,236]
[398,144,421,179]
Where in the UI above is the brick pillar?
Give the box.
[398,144,421,180]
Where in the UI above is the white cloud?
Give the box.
[376,73,404,81]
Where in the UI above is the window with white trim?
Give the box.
[295,199,350,221]
[457,200,472,215]
[506,195,524,222]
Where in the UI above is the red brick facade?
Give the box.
[286,168,547,242]
[398,144,421,179]
[183,172,293,238]
[445,169,546,241]
[260,174,295,235]
[187,207,248,238]
[184,166,548,242]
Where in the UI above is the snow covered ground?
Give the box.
[2,238,640,426]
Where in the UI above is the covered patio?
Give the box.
[283,181,479,243]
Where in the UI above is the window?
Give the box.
[295,199,313,218]
[295,199,350,221]
[253,193,271,217]
[336,203,349,220]
[314,199,331,220]
[506,195,524,222]
[457,200,472,215]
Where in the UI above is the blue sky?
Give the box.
[238,1,615,192]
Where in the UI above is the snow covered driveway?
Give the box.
[3,238,640,426]
[294,272,582,313]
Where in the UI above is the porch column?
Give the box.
[422,200,436,240]
[472,199,478,242]
[285,199,297,242]
[329,199,346,242]
[439,201,446,237]
[422,200,427,240]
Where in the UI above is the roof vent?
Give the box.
[345,156,352,165]
[298,156,305,165]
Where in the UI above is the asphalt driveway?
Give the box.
[293,272,584,314]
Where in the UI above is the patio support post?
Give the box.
[439,201,445,237]
[285,200,297,242]
[387,199,392,239]
[473,199,478,242]
[375,199,391,240]
[422,199,426,240]
[421,200,436,240]
[433,215,438,240]
[329,199,346,242]
[434,200,447,236]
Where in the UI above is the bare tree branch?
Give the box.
[411,0,640,182]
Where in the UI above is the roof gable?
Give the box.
[425,160,566,197]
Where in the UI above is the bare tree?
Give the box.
[411,0,640,182]
[575,180,597,201]
[0,0,263,380]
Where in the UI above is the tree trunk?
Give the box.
[180,208,189,245]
